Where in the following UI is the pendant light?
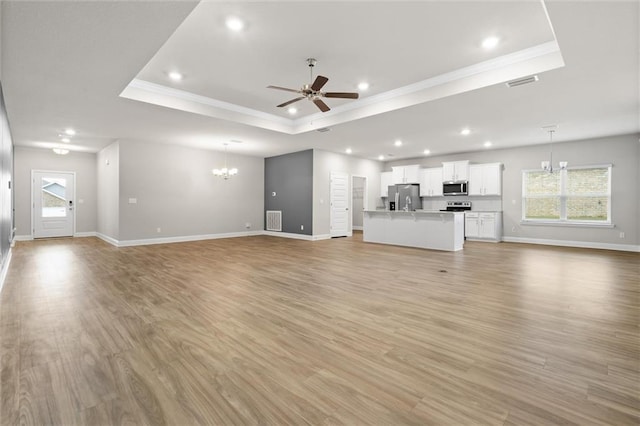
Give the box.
[212,143,238,179]
[541,125,567,172]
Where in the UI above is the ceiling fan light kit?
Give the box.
[267,58,359,113]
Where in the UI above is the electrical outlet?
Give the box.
[245,222,251,229]
[156,227,161,233]
[619,232,625,239]
[300,225,304,231]
[511,226,516,232]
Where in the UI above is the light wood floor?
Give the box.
[1,234,638,425]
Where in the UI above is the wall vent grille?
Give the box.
[266,210,282,232]
[506,75,539,88]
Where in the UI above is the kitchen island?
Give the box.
[363,210,465,251]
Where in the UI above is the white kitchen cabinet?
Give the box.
[392,165,421,184]
[380,172,393,197]
[419,167,444,197]
[469,163,502,196]
[464,212,502,242]
[442,160,469,182]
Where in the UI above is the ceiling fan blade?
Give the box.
[324,92,360,99]
[277,97,305,108]
[313,99,330,112]
[267,85,301,94]
[311,75,329,91]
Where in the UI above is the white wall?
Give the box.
[117,140,264,242]
[386,133,640,248]
[313,149,383,237]
[14,147,97,236]
[96,141,119,240]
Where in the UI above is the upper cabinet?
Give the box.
[442,161,469,182]
[419,167,444,197]
[380,171,393,197]
[469,163,502,196]
[392,165,420,184]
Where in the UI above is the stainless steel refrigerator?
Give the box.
[388,184,422,211]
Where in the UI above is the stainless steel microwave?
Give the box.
[443,182,468,196]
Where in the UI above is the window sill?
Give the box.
[521,220,614,229]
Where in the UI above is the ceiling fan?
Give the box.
[267,58,359,113]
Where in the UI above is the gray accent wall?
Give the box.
[118,140,264,241]
[97,141,119,240]
[264,149,313,235]
[14,147,97,237]
[0,82,13,278]
[313,150,383,237]
[385,133,640,248]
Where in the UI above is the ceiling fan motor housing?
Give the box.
[267,58,359,112]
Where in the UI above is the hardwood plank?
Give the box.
[0,235,638,425]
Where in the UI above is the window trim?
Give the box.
[521,164,612,226]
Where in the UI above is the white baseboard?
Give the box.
[97,230,263,248]
[263,231,314,241]
[262,231,334,241]
[24,229,351,248]
[0,249,12,295]
[502,236,640,252]
[74,231,97,238]
[352,226,363,231]
[96,233,119,247]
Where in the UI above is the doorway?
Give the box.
[351,176,367,231]
[32,170,75,238]
[330,171,349,237]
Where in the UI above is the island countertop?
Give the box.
[363,210,464,251]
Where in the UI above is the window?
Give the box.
[522,165,611,224]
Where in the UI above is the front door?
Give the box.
[33,171,75,238]
[330,171,349,237]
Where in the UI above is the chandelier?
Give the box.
[541,125,567,172]
[212,143,238,179]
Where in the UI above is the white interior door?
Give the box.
[33,171,75,238]
[330,171,349,237]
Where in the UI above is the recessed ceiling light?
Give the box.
[484,141,492,148]
[287,107,297,115]
[394,140,402,147]
[460,128,471,136]
[345,148,352,154]
[64,128,76,136]
[482,36,500,49]
[226,17,244,32]
[357,82,369,91]
[378,155,384,160]
[423,149,431,155]
[53,148,69,155]
[61,137,70,143]
[168,71,183,81]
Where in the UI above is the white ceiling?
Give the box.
[2,1,638,161]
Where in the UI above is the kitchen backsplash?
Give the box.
[421,196,503,211]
